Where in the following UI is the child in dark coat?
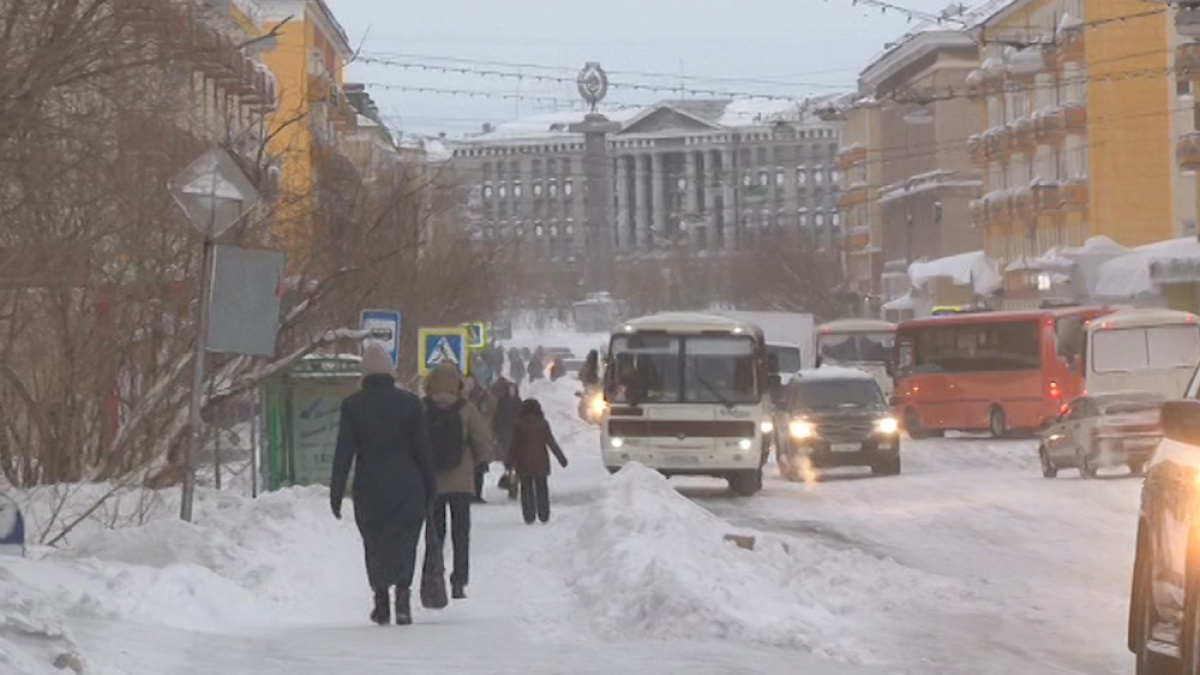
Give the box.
[506,399,568,524]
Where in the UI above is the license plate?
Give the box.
[663,454,701,465]
[831,443,861,453]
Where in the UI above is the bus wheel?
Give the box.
[729,470,763,497]
[989,406,1008,439]
[904,409,927,440]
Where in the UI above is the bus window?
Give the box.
[1147,325,1200,369]
[916,321,1040,372]
[818,332,894,363]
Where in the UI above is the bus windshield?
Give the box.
[607,334,759,405]
[818,332,894,363]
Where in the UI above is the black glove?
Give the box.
[330,498,342,520]
[559,457,569,469]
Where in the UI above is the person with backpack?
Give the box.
[422,363,493,600]
[506,399,568,525]
[330,342,436,626]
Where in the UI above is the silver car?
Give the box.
[1038,391,1164,479]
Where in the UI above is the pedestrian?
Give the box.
[528,347,545,383]
[470,352,493,390]
[491,378,522,464]
[549,357,566,382]
[463,374,497,504]
[423,363,493,600]
[330,342,436,626]
[508,348,526,383]
[506,399,568,524]
[579,349,601,387]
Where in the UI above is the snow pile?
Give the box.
[909,250,1001,295]
[0,567,87,675]
[553,464,981,665]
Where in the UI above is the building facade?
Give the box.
[970,0,1193,307]
[836,98,884,313]
[854,29,984,309]
[449,98,846,260]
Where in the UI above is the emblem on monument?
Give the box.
[577,62,608,112]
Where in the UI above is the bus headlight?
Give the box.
[738,438,754,451]
[789,420,815,439]
[759,419,775,434]
[588,393,608,418]
[874,417,900,435]
[610,437,624,449]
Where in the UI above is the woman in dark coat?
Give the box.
[331,342,436,626]
[491,379,522,465]
[506,399,568,524]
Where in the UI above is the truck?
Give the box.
[712,311,816,381]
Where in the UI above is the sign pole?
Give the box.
[182,235,213,522]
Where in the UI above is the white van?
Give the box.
[814,319,897,395]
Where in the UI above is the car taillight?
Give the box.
[1049,380,1061,399]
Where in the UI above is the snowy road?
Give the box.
[1,337,1145,674]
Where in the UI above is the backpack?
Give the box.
[425,398,467,472]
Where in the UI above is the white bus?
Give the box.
[1086,308,1200,399]
[814,319,897,394]
[600,313,775,496]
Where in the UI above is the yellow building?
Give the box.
[837,99,884,314]
[970,0,1190,307]
[257,0,355,271]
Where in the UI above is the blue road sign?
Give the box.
[419,327,469,376]
[360,309,402,369]
[463,321,487,349]
[0,497,25,558]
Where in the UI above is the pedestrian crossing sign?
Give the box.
[418,327,470,377]
[463,321,487,349]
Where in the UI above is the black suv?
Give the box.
[774,370,902,479]
[1128,398,1200,674]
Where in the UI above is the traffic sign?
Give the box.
[361,309,402,369]
[0,496,25,558]
[418,327,469,376]
[463,321,488,349]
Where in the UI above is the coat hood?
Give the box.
[424,363,462,398]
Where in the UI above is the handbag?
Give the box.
[419,512,448,610]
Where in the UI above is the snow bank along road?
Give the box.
[1,349,1141,674]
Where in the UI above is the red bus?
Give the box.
[892,307,1116,438]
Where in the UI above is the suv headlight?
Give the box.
[874,417,899,435]
[759,419,775,434]
[789,420,815,439]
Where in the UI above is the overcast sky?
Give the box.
[322,0,964,137]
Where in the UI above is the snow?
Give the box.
[909,250,1002,295]
[457,108,644,143]
[878,169,981,204]
[1094,237,1200,298]
[0,324,1159,674]
[880,292,915,311]
[795,366,874,381]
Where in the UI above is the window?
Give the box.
[742,173,753,187]
[817,332,895,363]
[483,184,494,199]
[832,169,842,183]
[513,182,522,198]
[799,213,809,227]
[912,321,1041,373]
[814,168,824,184]
[775,170,785,186]
[549,180,558,197]
[1092,325,1200,372]
[498,184,507,198]
[564,179,574,196]
[759,171,769,186]
[561,159,572,175]
[815,212,825,227]
[797,168,808,185]
[533,182,543,197]
[791,380,884,411]
[605,335,766,405]
[832,213,841,227]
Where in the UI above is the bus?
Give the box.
[1083,308,1200,399]
[892,307,1115,438]
[600,313,776,496]
[814,319,897,394]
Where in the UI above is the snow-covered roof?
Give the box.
[879,170,982,204]
[455,108,644,144]
[881,291,916,311]
[909,250,1001,295]
[1094,237,1200,298]
[796,366,875,381]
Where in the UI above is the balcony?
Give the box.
[1178,42,1200,79]
[1178,3,1200,39]
[1012,117,1036,149]
[839,228,871,252]
[1032,181,1063,211]
[1063,180,1088,209]
[1063,103,1086,131]
[969,198,985,224]
[983,191,1011,224]
[308,72,333,102]
[1034,107,1065,142]
[836,145,867,171]
[968,134,986,164]
[836,186,869,208]
[1178,131,1200,172]
[1013,187,1035,219]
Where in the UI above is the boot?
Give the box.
[452,582,466,600]
[370,588,390,626]
[395,588,413,626]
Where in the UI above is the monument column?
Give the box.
[569,62,620,293]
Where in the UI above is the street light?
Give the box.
[169,147,260,523]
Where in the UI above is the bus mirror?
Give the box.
[768,374,782,391]
[888,395,902,408]
[1162,400,1200,445]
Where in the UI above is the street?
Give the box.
[1,374,1142,675]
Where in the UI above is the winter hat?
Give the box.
[361,342,394,377]
[424,362,463,397]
